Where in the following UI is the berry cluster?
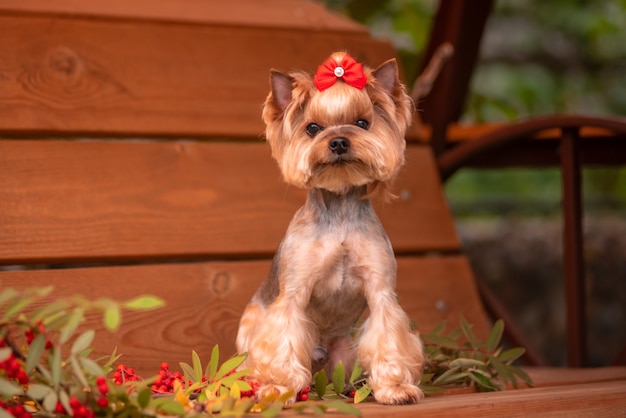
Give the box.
[95,376,110,408]
[0,399,31,418]
[112,364,140,385]
[151,362,187,393]
[239,377,260,398]
[24,320,53,349]
[0,337,29,385]
[53,397,95,418]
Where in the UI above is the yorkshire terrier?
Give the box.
[236,52,424,405]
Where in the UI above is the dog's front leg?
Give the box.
[246,294,315,403]
[357,256,424,405]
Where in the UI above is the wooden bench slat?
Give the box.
[349,380,626,417]
[0,14,394,139]
[0,0,368,32]
[0,255,481,376]
[0,141,460,264]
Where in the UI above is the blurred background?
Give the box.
[322,0,626,366]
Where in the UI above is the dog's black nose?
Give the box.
[329,137,350,155]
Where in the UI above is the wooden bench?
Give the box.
[1,2,625,416]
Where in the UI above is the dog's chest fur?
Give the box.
[254,186,393,337]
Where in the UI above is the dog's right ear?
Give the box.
[269,70,294,112]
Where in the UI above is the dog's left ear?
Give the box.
[269,70,295,112]
[373,58,401,96]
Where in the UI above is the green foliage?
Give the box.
[421,318,533,393]
[1,285,531,417]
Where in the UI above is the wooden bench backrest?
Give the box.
[0,1,490,376]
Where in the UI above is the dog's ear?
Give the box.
[269,70,295,112]
[373,58,400,96]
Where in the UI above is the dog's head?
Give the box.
[262,52,413,198]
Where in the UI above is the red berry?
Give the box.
[54,402,65,413]
[349,390,356,398]
[76,405,88,418]
[160,362,169,371]
[17,370,29,385]
[97,397,109,408]
[299,393,308,401]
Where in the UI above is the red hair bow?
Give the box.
[313,54,368,91]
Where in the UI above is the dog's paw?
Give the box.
[373,383,423,405]
[256,384,297,406]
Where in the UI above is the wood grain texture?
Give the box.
[396,256,491,340]
[343,380,626,417]
[0,255,482,377]
[0,13,405,139]
[0,141,460,264]
[0,0,368,32]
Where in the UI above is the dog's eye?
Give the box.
[355,119,370,130]
[306,123,324,137]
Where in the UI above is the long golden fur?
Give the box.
[236,52,424,405]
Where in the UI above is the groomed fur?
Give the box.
[236,52,424,405]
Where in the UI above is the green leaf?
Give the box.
[71,329,94,355]
[0,288,19,308]
[314,370,328,398]
[192,350,203,383]
[261,402,284,418]
[0,376,23,396]
[43,390,59,412]
[499,347,526,364]
[220,369,252,388]
[123,295,165,310]
[31,300,69,323]
[460,316,480,349]
[349,360,363,385]
[432,366,461,385]
[332,361,346,395]
[486,320,504,352]
[325,399,362,416]
[424,333,458,350]
[155,399,185,415]
[3,296,35,319]
[216,354,246,380]
[449,358,486,368]
[79,357,104,377]
[418,385,444,395]
[232,379,252,392]
[509,366,534,387]
[353,385,371,403]
[104,305,121,331]
[137,387,152,408]
[24,334,46,373]
[430,320,446,335]
[230,381,241,398]
[60,308,85,344]
[179,361,195,383]
[489,355,514,386]
[70,356,89,388]
[0,347,11,362]
[207,345,219,380]
[59,390,71,416]
[469,370,500,392]
[50,346,62,390]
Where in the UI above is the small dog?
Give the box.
[236,52,424,405]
